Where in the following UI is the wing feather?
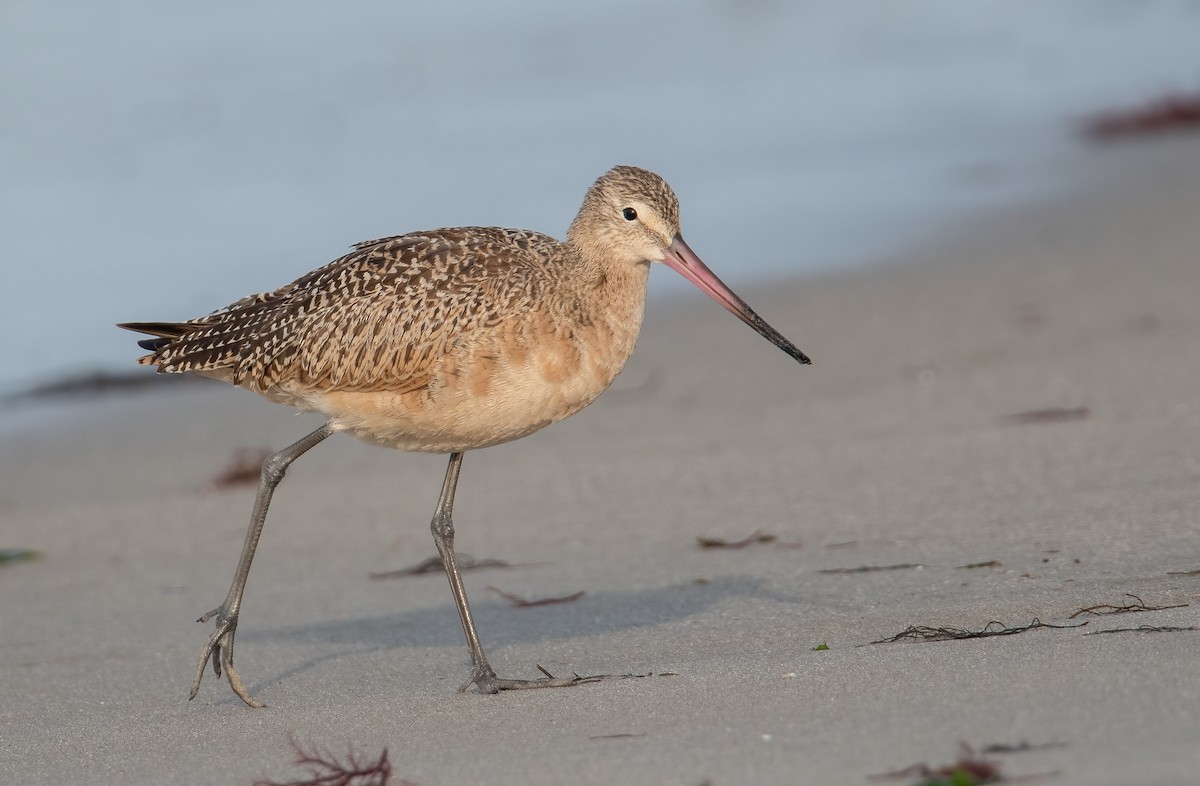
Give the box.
[131,228,561,393]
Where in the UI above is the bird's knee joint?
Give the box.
[261,453,290,483]
[430,512,454,541]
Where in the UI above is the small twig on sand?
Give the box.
[820,563,922,575]
[369,555,523,580]
[999,407,1090,425]
[488,586,584,608]
[696,530,777,549]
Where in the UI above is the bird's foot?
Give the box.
[460,663,604,694]
[190,604,264,708]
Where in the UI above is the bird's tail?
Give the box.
[116,321,192,353]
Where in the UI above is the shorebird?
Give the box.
[119,165,810,707]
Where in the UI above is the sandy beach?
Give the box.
[3,136,1200,785]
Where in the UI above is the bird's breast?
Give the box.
[295,296,646,453]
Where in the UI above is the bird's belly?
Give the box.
[293,338,628,453]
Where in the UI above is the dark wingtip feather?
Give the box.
[118,321,192,348]
[117,321,189,336]
[137,337,172,351]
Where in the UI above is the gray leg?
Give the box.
[430,452,586,693]
[190,422,335,707]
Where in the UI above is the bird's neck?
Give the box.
[543,241,647,378]
[568,244,650,324]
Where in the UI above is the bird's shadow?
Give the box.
[228,574,787,699]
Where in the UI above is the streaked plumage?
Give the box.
[119,165,809,707]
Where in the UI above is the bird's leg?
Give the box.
[191,422,335,708]
[430,452,586,693]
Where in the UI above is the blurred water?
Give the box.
[2,0,1197,394]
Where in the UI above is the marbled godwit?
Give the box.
[119,165,810,707]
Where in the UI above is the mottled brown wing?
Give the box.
[136,227,559,393]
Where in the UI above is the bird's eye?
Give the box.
[622,207,638,221]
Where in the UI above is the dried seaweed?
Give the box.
[820,563,922,575]
[981,741,1067,755]
[1083,625,1197,636]
[211,447,270,490]
[1083,93,1200,140]
[959,560,1002,569]
[1167,568,1200,576]
[869,618,1085,645]
[870,742,1063,785]
[532,664,605,684]
[0,369,203,403]
[369,555,520,580]
[488,586,584,608]
[1068,594,1188,618]
[521,666,672,686]
[254,738,407,786]
[0,548,41,566]
[999,407,1090,425]
[696,530,776,549]
[869,744,1002,785]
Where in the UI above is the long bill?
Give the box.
[661,235,811,365]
